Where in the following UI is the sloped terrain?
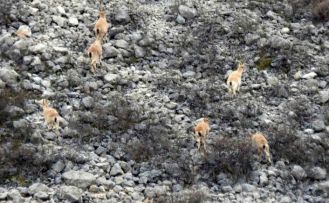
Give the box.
[0,0,328,202]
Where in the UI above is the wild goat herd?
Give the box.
[16,2,273,165]
[8,0,329,202]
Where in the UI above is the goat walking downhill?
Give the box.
[87,37,103,73]
[251,132,272,164]
[226,62,245,95]
[94,8,109,41]
[39,99,60,130]
[194,117,210,153]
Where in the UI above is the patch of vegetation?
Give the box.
[201,137,253,182]
[268,123,328,170]
[256,56,272,70]
[69,92,147,143]
[0,0,14,26]
[0,88,54,184]
[286,96,314,127]
[312,0,329,21]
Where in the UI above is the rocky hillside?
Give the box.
[0,0,328,202]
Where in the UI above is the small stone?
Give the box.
[270,35,291,49]
[317,90,329,104]
[82,96,94,108]
[302,72,317,79]
[291,165,307,180]
[29,43,47,53]
[34,191,49,200]
[312,119,325,132]
[58,185,83,202]
[280,196,291,203]
[52,16,66,27]
[309,167,327,180]
[241,183,256,192]
[110,163,124,176]
[115,6,130,23]
[222,185,232,193]
[176,15,185,24]
[281,27,290,34]
[182,71,196,78]
[134,45,145,58]
[318,181,329,192]
[0,188,8,200]
[52,160,65,173]
[57,6,65,14]
[28,183,51,195]
[294,71,302,80]
[178,5,197,19]
[115,40,129,49]
[68,17,79,26]
[104,73,119,83]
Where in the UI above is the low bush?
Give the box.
[311,0,329,20]
[268,123,328,170]
[201,136,253,182]
[0,88,54,184]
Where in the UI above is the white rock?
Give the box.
[281,27,290,34]
[68,17,79,26]
[302,72,317,79]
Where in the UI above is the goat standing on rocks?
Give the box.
[194,117,210,153]
[94,3,109,41]
[226,62,245,95]
[251,132,272,164]
[39,99,60,130]
[87,37,103,73]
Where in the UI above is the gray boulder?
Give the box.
[115,6,130,23]
[110,163,124,176]
[178,5,197,19]
[0,67,19,84]
[58,185,83,202]
[62,170,96,189]
[28,183,51,195]
[103,43,120,58]
[309,167,327,180]
[291,165,307,180]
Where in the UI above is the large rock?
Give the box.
[318,181,329,192]
[58,185,83,202]
[0,188,8,200]
[309,167,327,180]
[29,43,47,53]
[103,43,120,58]
[134,45,145,58]
[0,67,19,84]
[312,119,325,132]
[317,90,329,104]
[115,40,129,50]
[62,170,96,189]
[104,73,119,83]
[291,165,306,180]
[178,5,197,19]
[115,6,130,23]
[270,35,291,49]
[28,183,51,195]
